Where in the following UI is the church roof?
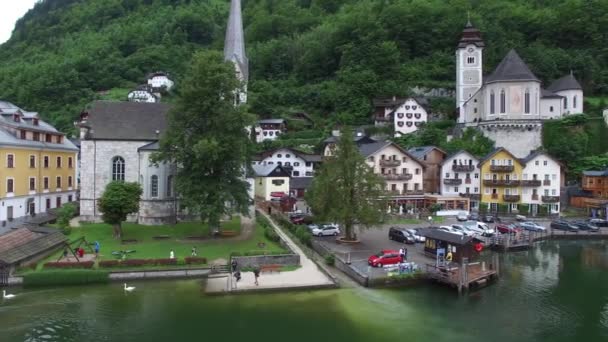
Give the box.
[408,146,447,160]
[485,50,540,84]
[84,101,170,141]
[541,89,563,99]
[224,0,249,82]
[547,73,583,92]
[457,20,485,48]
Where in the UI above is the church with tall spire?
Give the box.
[224,0,248,105]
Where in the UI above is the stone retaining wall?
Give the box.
[310,240,369,287]
[109,269,210,281]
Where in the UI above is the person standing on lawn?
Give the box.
[170,249,175,259]
[94,241,100,258]
[253,266,260,286]
[191,246,197,257]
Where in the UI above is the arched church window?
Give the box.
[150,175,158,198]
[500,89,506,113]
[490,91,495,114]
[573,95,577,109]
[564,97,568,109]
[112,157,125,181]
[524,89,530,114]
[167,175,173,197]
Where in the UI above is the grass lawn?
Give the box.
[35,217,286,271]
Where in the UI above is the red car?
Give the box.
[368,250,402,268]
[496,223,523,234]
[289,215,306,225]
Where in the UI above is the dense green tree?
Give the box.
[153,50,255,232]
[98,181,142,239]
[306,127,386,241]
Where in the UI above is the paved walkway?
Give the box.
[205,210,335,293]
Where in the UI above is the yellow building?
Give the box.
[0,101,78,225]
[479,148,524,213]
[252,164,290,201]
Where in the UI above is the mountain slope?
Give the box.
[0,0,607,133]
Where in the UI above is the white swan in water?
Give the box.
[123,283,136,292]
[2,290,16,299]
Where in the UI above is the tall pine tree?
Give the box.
[306,128,387,241]
[153,50,254,232]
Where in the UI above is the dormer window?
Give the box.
[56,136,62,143]
[45,134,52,142]
[13,114,20,122]
[33,118,39,126]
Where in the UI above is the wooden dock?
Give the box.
[425,256,499,293]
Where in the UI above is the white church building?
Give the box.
[456,21,584,157]
[78,0,249,225]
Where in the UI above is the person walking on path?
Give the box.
[94,241,100,258]
[169,249,175,259]
[231,259,238,272]
[253,267,260,286]
[191,246,197,257]
[399,247,405,262]
[404,247,408,261]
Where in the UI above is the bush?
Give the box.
[24,270,109,287]
[120,259,152,267]
[99,260,119,268]
[44,261,94,269]
[184,257,207,265]
[154,258,177,266]
[61,226,73,236]
[325,254,335,266]
[295,226,312,247]
[57,203,77,231]
[264,226,280,243]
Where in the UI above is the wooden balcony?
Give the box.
[380,159,401,167]
[521,180,542,187]
[542,195,560,203]
[483,180,520,187]
[382,173,413,181]
[490,165,514,172]
[452,164,475,172]
[503,195,521,202]
[543,180,551,186]
[459,193,481,200]
[443,178,463,185]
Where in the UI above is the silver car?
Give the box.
[519,221,546,232]
[406,229,426,243]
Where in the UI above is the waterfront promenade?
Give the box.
[205,210,335,293]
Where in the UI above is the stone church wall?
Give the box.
[477,122,543,158]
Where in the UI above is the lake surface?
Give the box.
[2,240,608,342]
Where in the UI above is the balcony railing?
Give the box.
[490,165,514,172]
[491,193,498,199]
[482,180,520,187]
[542,195,560,203]
[405,190,424,195]
[543,180,551,186]
[532,194,539,200]
[452,164,475,172]
[464,178,472,184]
[459,193,481,200]
[503,195,521,202]
[380,159,401,167]
[382,173,413,181]
[443,178,463,185]
[384,190,424,196]
[521,180,542,187]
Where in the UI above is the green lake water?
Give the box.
[2,240,608,342]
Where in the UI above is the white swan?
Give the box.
[123,283,136,292]
[2,290,16,299]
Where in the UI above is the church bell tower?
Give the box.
[456,18,484,113]
[224,0,248,105]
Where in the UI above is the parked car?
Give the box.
[572,221,600,232]
[496,223,523,234]
[368,250,402,267]
[482,215,495,223]
[468,213,479,221]
[405,229,426,243]
[451,224,476,236]
[515,215,527,222]
[307,223,319,231]
[289,215,306,225]
[388,227,416,244]
[588,218,608,227]
[463,221,495,236]
[311,225,340,237]
[519,221,546,232]
[438,226,464,235]
[457,211,469,221]
[550,220,579,232]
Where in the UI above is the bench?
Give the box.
[260,264,281,273]
[220,231,238,237]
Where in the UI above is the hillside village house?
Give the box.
[373,97,429,137]
[408,146,447,194]
[455,21,584,157]
[570,169,608,217]
[252,164,290,201]
[441,151,481,210]
[322,130,376,157]
[146,72,174,92]
[479,148,562,215]
[127,84,159,103]
[0,101,78,226]
[254,119,286,143]
[253,148,321,178]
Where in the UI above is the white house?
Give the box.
[254,119,286,143]
[440,151,481,210]
[253,148,321,178]
[127,85,158,103]
[456,21,584,157]
[252,164,290,201]
[520,151,562,214]
[372,97,428,136]
[147,72,174,92]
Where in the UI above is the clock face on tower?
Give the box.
[468,47,474,53]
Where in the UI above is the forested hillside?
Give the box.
[0,0,607,133]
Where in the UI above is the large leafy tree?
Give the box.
[153,50,254,232]
[98,181,142,239]
[306,128,386,241]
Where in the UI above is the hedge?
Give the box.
[24,270,109,287]
[44,261,95,269]
[184,257,207,265]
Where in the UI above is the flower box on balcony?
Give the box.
[490,165,514,172]
[503,195,521,202]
